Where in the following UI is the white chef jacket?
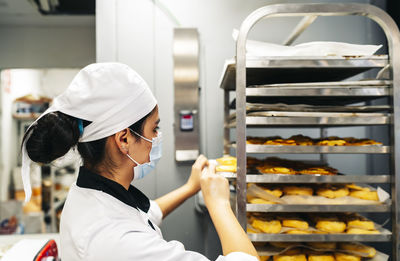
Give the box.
[60,167,257,261]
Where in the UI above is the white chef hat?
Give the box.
[21,62,157,202]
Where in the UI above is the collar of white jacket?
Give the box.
[21,62,157,203]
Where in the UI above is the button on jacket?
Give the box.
[60,167,257,261]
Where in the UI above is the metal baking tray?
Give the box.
[219,56,389,90]
[246,80,392,97]
[227,114,391,127]
[247,228,392,242]
[218,173,390,184]
[237,144,391,154]
[246,203,391,213]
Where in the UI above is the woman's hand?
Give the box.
[200,163,230,210]
[185,155,209,195]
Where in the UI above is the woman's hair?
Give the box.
[22,107,156,171]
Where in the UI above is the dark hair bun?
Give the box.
[24,112,80,164]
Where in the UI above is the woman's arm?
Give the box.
[201,165,259,259]
[155,155,208,218]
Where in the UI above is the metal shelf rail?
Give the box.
[227,3,400,259]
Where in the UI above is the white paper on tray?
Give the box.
[232,29,382,57]
[377,186,390,202]
[247,184,285,204]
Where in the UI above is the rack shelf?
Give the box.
[248,230,392,242]
[246,204,391,213]
[218,173,391,183]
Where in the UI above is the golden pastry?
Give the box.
[248,198,276,204]
[282,219,309,230]
[306,242,337,250]
[349,190,379,201]
[260,256,270,261]
[334,253,361,261]
[298,167,336,175]
[316,220,346,233]
[261,187,283,198]
[316,186,349,199]
[345,184,366,191]
[346,228,380,234]
[289,135,314,146]
[317,140,346,146]
[251,219,282,234]
[216,155,236,166]
[246,226,259,234]
[347,219,375,230]
[215,165,237,173]
[258,166,296,175]
[285,229,312,234]
[307,254,335,261]
[273,254,307,261]
[283,186,313,196]
[339,243,376,258]
[265,139,297,146]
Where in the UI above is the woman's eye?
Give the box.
[154,126,160,132]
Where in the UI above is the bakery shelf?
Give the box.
[248,229,391,242]
[220,56,388,90]
[218,173,390,184]
[245,80,392,97]
[246,204,391,213]
[242,144,390,154]
[227,115,391,127]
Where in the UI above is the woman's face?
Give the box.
[130,106,160,164]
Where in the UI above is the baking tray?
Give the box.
[246,204,391,213]
[218,173,390,184]
[219,56,389,90]
[247,228,392,242]
[246,79,392,97]
[234,144,391,154]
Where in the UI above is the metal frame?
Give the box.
[230,3,400,259]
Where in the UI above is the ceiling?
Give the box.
[0,0,94,26]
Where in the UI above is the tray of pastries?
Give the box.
[246,135,383,146]
[246,183,389,206]
[255,241,388,261]
[247,213,390,240]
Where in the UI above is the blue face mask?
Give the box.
[126,130,162,180]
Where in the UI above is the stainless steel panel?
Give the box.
[243,144,390,154]
[173,28,200,162]
[246,204,391,213]
[248,229,392,242]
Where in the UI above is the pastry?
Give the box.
[282,219,309,230]
[251,219,282,234]
[273,254,307,261]
[215,165,236,173]
[264,139,297,146]
[285,229,312,234]
[307,254,335,261]
[316,186,349,199]
[247,136,268,144]
[346,228,380,234]
[283,186,313,196]
[248,198,276,204]
[306,242,337,250]
[258,166,296,175]
[349,189,379,201]
[289,135,314,146]
[345,184,365,191]
[260,256,270,261]
[261,187,283,198]
[316,140,346,146]
[246,226,259,234]
[298,167,336,175]
[346,219,375,230]
[339,243,376,258]
[315,218,346,233]
[334,253,361,261]
[216,155,236,166]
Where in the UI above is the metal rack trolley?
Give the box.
[220,3,400,259]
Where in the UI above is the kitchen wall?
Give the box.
[96,0,388,258]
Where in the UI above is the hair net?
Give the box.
[21,62,157,202]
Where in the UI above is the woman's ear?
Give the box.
[114,128,130,154]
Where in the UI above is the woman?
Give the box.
[21,63,258,260]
